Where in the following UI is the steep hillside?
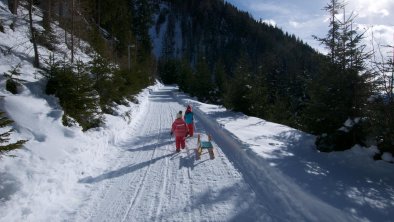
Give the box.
[152,0,320,72]
[151,0,323,131]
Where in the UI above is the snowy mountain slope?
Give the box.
[0,1,157,221]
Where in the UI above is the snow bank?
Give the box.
[172,87,394,222]
[0,1,163,220]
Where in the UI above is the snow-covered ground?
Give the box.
[2,82,394,221]
[1,1,394,221]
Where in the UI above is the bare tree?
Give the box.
[28,0,40,68]
[71,0,74,64]
[371,33,394,103]
[42,0,53,31]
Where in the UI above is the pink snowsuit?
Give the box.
[184,105,194,137]
[171,118,188,151]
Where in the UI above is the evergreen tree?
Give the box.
[44,60,103,131]
[89,54,116,112]
[367,43,394,156]
[0,19,4,33]
[38,0,57,51]
[162,13,175,59]
[306,0,372,151]
[158,59,179,84]
[193,57,214,102]
[0,111,27,157]
[223,56,253,113]
[212,60,227,103]
[131,0,153,56]
[178,58,193,93]
[313,0,344,64]
[246,73,269,119]
[3,64,24,94]
[97,0,133,58]
[155,0,322,131]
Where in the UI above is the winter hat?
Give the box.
[176,111,182,119]
[186,105,192,112]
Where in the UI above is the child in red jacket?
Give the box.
[171,111,189,152]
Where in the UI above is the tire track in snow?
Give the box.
[154,102,174,221]
[121,102,159,222]
[153,102,175,221]
[147,100,168,220]
[80,110,158,222]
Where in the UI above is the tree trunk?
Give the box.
[28,0,40,68]
[42,0,52,31]
[97,0,101,25]
[8,0,19,14]
[71,0,74,64]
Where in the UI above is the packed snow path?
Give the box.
[74,86,358,222]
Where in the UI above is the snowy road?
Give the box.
[75,87,265,222]
[74,86,358,222]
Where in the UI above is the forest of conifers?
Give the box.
[2,0,393,159]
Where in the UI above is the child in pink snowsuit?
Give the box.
[171,112,189,152]
[184,105,194,137]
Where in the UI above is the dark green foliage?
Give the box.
[155,8,168,34]
[192,57,215,102]
[0,19,4,33]
[365,96,394,156]
[43,59,103,131]
[89,54,116,111]
[302,62,370,151]
[99,0,134,57]
[35,30,57,51]
[86,27,109,58]
[316,129,358,152]
[244,74,268,118]
[9,22,14,31]
[366,46,394,156]
[305,0,372,152]
[266,95,294,127]
[0,111,27,157]
[223,56,253,113]
[157,0,383,155]
[302,64,348,134]
[177,59,194,93]
[158,0,321,126]
[37,0,57,51]
[131,0,154,56]
[6,79,18,94]
[209,61,228,104]
[3,64,24,94]
[158,59,179,84]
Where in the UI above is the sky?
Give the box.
[225,0,394,55]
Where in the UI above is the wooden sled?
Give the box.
[196,134,215,160]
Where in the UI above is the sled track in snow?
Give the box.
[152,102,173,221]
[121,105,158,222]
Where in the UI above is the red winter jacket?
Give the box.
[171,118,188,137]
